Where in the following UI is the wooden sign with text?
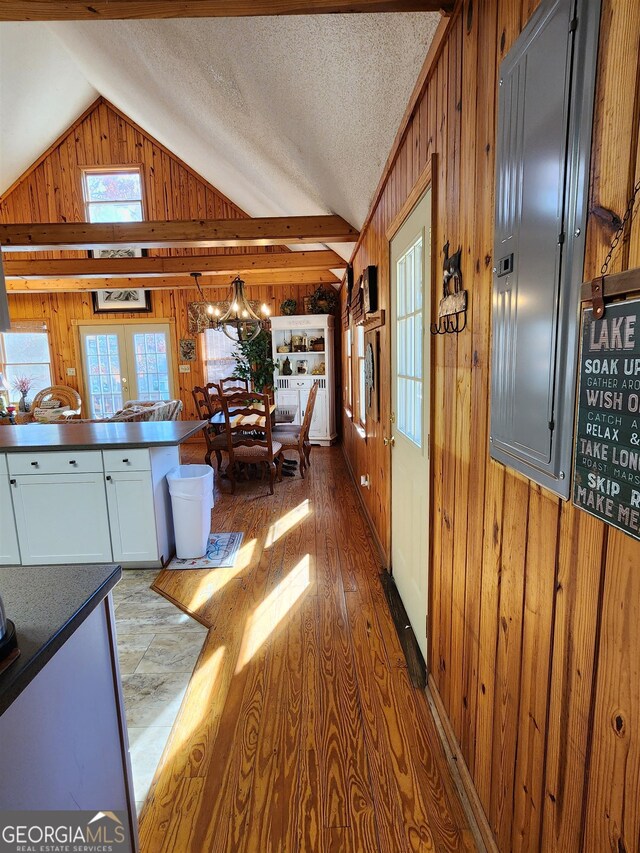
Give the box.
[573,296,640,540]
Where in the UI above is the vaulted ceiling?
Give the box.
[0,13,439,251]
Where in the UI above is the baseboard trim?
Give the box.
[340,442,388,569]
[427,674,498,853]
[379,570,426,689]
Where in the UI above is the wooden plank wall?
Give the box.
[341,1,640,850]
[0,98,320,420]
[6,284,318,420]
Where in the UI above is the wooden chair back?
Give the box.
[192,384,222,418]
[220,391,280,494]
[301,381,319,443]
[221,391,274,451]
[192,386,213,419]
[219,376,250,394]
[32,384,82,414]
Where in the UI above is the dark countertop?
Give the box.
[0,420,206,452]
[0,563,121,715]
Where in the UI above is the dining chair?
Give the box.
[274,381,319,478]
[220,392,282,495]
[192,384,228,470]
[219,376,250,394]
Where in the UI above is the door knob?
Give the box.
[383,436,395,447]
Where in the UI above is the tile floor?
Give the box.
[112,569,208,814]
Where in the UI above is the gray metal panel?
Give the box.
[490,0,601,498]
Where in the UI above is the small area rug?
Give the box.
[166,532,244,570]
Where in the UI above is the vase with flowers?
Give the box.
[12,374,34,412]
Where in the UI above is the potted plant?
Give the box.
[232,329,276,397]
[11,374,34,412]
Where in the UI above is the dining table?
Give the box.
[209,402,276,432]
[208,403,298,476]
[208,404,295,432]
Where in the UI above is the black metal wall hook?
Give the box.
[430,312,467,335]
[430,240,468,335]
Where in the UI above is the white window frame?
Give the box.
[81,166,145,224]
[345,326,352,412]
[0,325,53,405]
[356,324,366,428]
[203,327,239,385]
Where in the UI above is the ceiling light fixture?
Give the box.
[190,272,270,342]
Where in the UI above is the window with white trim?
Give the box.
[203,327,239,384]
[0,324,52,404]
[357,324,366,427]
[81,167,144,224]
[345,327,352,410]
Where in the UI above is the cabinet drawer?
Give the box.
[8,450,104,476]
[102,448,151,472]
[289,378,313,389]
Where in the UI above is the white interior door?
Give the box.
[390,189,431,661]
[79,323,174,418]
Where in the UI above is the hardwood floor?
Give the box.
[138,445,479,852]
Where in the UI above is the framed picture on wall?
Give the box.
[92,289,152,314]
[365,329,380,422]
[363,265,378,313]
[89,247,146,259]
[179,338,197,361]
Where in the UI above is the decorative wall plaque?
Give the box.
[573,296,640,541]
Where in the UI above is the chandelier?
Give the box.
[190,272,270,342]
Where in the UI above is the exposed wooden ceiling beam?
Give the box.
[4,250,345,280]
[0,1,453,21]
[0,216,358,251]
[5,269,341,293]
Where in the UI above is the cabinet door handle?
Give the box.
[9,479,16,485]
[30,461,39,467]
[106,475,112,481]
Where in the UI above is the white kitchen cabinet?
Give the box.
[10,472,112,565]
[0,454,20,565]
[271,314,336,445]
[1,422,202,568]
[105,470,158,564]
[6,446,177,567]
[103,445,177,567]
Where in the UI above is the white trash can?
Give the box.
[167,465,214,559]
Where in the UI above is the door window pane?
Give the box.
[396,235,423,447]
[133,332,170,401]
[85,334,123,418]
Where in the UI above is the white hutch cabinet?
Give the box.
[270,314,336,445]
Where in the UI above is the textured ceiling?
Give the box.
[0,14,439,253]
[0,23,97,192]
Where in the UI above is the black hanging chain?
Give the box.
[600,178,640,276]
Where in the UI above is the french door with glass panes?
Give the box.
[79,323,174,419]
